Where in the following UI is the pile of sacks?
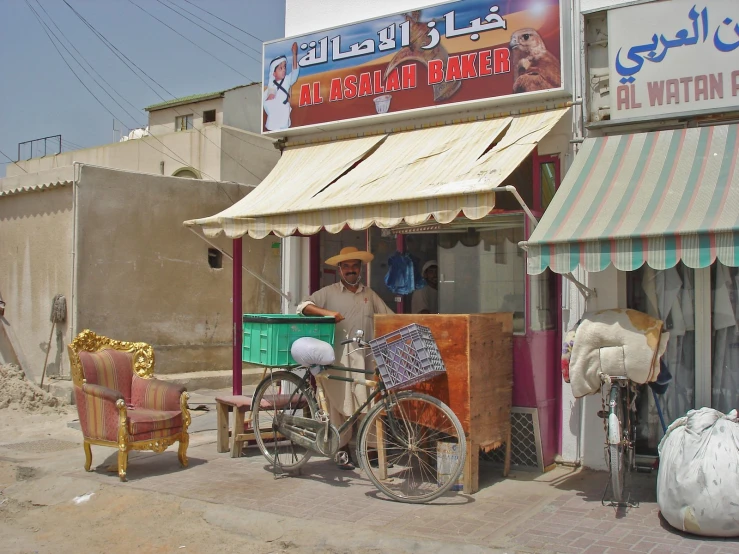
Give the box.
[561,308,669,397]
[658,408,739,537]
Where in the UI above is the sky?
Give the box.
[0,0,286,177]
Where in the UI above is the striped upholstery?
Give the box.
[131,374,185,411]
[525,124,739,274]
[74,384,121,442]
[78,349,134,405]
[127,428,182,442]
[127,409,182,435]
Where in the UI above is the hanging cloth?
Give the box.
[384,252,424,295]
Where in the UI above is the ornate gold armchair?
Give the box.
[67,330,190,481]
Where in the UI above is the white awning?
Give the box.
[185,108,569,238]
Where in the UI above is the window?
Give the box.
[207,248,223,269]
[175,114,193,131]
[203,109,216,123]
[540,162,557,209]
[437,217,526,333]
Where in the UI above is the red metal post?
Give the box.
[232,237,243,395]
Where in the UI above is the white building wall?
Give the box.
[148,98,224,136]
[285,0,433,35]
[581,0,656,13]
[223,86,263,135]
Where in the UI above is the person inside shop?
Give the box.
[411,260,439,314]
[297,246,394,470]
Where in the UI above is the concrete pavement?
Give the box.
[71,388,739,553]
[3,387,738,553]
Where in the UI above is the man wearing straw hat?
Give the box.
[297,246,393,470]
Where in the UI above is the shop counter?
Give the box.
[374,313,513,493]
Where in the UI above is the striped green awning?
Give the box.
[523,124,739,275]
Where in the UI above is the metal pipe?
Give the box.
[232,237,243,395]
[187,226,289,301]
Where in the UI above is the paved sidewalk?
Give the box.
[62,388,739,554]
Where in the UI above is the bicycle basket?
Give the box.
[369,324,446,390]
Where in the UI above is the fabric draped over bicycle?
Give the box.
[657,407,739,537]
[290,337,335,374]
[565,309,670,398]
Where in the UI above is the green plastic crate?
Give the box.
[242,314,336,366]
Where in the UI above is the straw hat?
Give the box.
[325,246,374,266]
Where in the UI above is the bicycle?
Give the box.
[250,327,467,504]
[599,374,638,506]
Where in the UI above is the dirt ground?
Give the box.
[0,371,498,554]
[0,365,422,554]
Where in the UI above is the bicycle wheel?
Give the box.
[357,391,466,504]
[607,384,626,503]
[252,370,318,472]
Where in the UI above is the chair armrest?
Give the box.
[83,383,124,403]
[74,384,124,442]
[131,376,186,411]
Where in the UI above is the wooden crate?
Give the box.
[374,313,513,493]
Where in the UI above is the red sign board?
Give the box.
[262,0,563,134]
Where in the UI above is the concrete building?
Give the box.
[528,0,739,470]
[2,84,284,390]
[0,164,282,387]
[188,0,580,473]
[7,84,279,186]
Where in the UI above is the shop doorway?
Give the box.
[627,264,696,456]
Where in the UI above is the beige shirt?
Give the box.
[411,285,439,314]
[297,282,393,417]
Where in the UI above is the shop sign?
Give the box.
[262,0,564,135]
[608,0,739,121]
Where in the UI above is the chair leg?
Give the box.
[118,450,128,482]
[83,441,93,472]
[216,400,230,453]
[230,410,246,458]
[178,432,189,467]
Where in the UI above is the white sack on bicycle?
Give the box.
[568,309,669,398]
[657,408,739,537]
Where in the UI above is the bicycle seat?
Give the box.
[291,337,335,367]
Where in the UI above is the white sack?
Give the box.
[657,408,739,537]
[291,337,335,368]
[569,309,669,398]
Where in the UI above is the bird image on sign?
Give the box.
[508,28,561,93]
[384,11,462,102]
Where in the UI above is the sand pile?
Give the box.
[0,364,65,412]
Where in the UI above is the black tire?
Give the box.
[357,391,466,504]
[252,370,318,472]
[608,384,626,503]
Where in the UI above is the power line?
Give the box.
[161,0,262,57]
[0,149,28,173]
[61,1,265,183]
[178,0,264,44]
[33,0,145,120]
[26,1,212,178]
[127,0,254,81]
[25,1,134,131]
[154,0,261,64]
[62,0,172,101]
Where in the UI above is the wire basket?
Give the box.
[369,324,446,391]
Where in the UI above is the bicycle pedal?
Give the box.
[597,410,608,419]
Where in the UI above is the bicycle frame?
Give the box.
[266,363,408,461]
[601,375,638,507]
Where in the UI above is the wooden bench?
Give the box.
[215,395,255,458]
[216,392,312,457]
